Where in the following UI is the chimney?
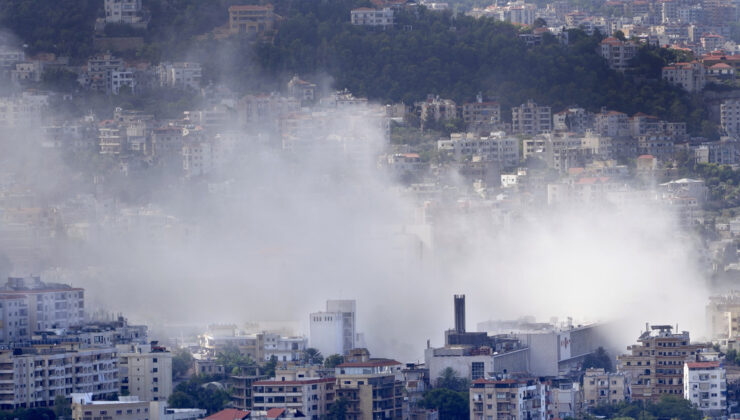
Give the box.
[454,294,466,333]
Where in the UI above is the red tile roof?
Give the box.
[204,409,250,420]
[686,361,720,369]
[266,408,286,418]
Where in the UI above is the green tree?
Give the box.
[436,367,469,392]
[324,354,344,369]
[53,395,71,419]
[172,348,194,379]
[167,376,231,414]
[327,397,348,420]
[582,347,613,372]
[421,388,468,420]
[263,355,278,377]
[215,343,254,373]
[303,348,324,365]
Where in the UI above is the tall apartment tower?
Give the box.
[309,300,357,357]
[617,324,704,402]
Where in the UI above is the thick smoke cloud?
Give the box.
[0,48,710,363]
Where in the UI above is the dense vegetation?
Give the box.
[0,0,100,60]
[676,149,740,209]
[0,0,722,134]
[588,395,703,420]
[257,1,709,132]
[167,375,231,414]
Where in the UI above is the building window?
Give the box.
[471,362,485,380]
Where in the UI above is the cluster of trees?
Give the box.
[0,408,56,420]
[588,395,703,420]
[0,0,99,60]
[256,1,710,133]
[419,367,469,419]
[582,346,613,372]
[167,375,231,414]
[172,348,194,379]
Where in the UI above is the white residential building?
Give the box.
[0,276,85,342]
[683,361,726,415]
[104,0,144,25]
[0,345,118,410]
[600,37,638,71]
[437,131,519,167]
[157,62,202,90]
[309,300,357,357]
[350,8,394,27]
[721,99,740,135]
[262,333,307,362]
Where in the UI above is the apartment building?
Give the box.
[511,100,551,135]
[335,357,403,420]
[720,99,740,135]
[662,61,706,92]
[684,361,726,415]
[252,377,335,419]
[706,291,740,341]
[350,8,395,27]
[104,0,144,25]
[637,135,675,163]
[157,62,202,91]
[85,54,125,93]
[0,276,85,343]
[617,325,704,402]
[469,378,547,420]
[437,131,519,167]
[599,37,638,71]
[0,344,118,410]
[582,368,629,408]
[118,343,172,402]
[595,110,630,138]
[72,393,205,420]
[263,333,307,362]
[462,101,501,127]
[229,367,268,411]
[415,96,457,127]
[309,300,357,357]
[72,393,150,420]
[228,5,275,35]
[553,108,594,133]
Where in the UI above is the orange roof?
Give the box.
[686,361,720,369]
[266,408,286,418]
[204,409,250,420]
[637,154,655,159]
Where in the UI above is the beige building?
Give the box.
[118,343,172,402]
[662,61,706,92]
[599,37,638,71]
[228,5,275,35]
[617,325,703,402]
[72,394,205,420]
[582,368,628,408]
[469,378,547,420]
[0,344,118,410]
[252,377,335,419]
[72,393,150,420]
[706,291,740,341]
[335,355,403,420]
[511,100,551,135]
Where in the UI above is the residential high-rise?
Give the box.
[309,300,357,357]
[0,276,85,343]
[470,377,547,420]
[512,100,552,135]
[617,324,704,402]
[582,368,629,408]
[684,361,727,415]
[118,343,173,402]
[335,350,403,419]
